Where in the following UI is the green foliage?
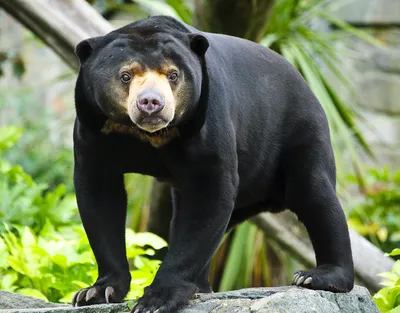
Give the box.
[166,0,192,24]
[87,0,191,23]
[218,222,257,291]
[134,0,186,21]
[0,85,74,192]
[0,125,166,302]
[347,167,400,253]
[125,229,167,300]
[125,173,154,231]
[0,221,166,303]
[0,222,94,302]
[0,51,26,79]
[262,0,378,183]
[0,126,24,151]
[374,249,400,312]
[211,222,298,292]
[0,126,78,233]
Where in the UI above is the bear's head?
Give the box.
[75,17,209,147]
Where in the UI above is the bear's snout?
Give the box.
[136,91,165,115]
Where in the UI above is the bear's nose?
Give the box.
[136,91,165,115]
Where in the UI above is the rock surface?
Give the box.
[332,0,400,25]
[0,286,379,313]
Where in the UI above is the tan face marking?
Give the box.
[120,62,145,77]
[124,65,178,133]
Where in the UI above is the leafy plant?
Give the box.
[262,0,379,184]
[346,167,400,253]
[125,173,154,232]
[0,125,166,302]
[0,87,75,191]
[0,220,166,303]
[0,126,78,232]
[86,0,189,23]
[374,249,400,312]
[0,50,26,79]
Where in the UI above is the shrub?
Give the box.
[374,249,400,312]
[0,221,166,303]
[346,167,400,253]
[0,126,78,232]
[0,126,167,302]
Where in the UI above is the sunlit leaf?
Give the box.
[59,291,76,304]
[131,232,168,250]
[21,226,36,246]
[0,126,23,152]
[218,223,249,291]
[388,249,400,257]
[134,0,183,20]
[12,55,26,79]
[167,0,192,24]
[1,272,18,290]
[17,288,48,301]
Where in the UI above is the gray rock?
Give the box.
[375,49,400,74]
[0,291,62,310]
[358,72,400,115]
[0,286,379,313]
[332,0,400,25]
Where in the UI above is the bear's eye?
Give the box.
[167,71,179,82]
[120,72,132,83]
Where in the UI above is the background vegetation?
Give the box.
[1,0,399,312]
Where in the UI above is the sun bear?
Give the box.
[72,15,354,313]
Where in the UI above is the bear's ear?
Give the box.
[189,34,209,56]
[75,36,102,63]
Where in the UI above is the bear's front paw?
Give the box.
[72,274,130,306]
[131,279,198,313]
[292,264,354,292]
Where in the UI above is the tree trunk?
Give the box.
[193,0,275,42]
[0,0,392,292]
[0,0,112,70]
[251,211,394,291]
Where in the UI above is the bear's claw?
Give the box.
[85,287,97,302]
[72,285,117,306]
[130,280,198,313]
[291,264,353,292]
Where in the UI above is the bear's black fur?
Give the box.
[72,15,354,313]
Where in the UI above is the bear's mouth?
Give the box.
[137,116,168,132]
[101,119,179,148]
[140,117,164,124]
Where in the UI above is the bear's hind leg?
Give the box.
[284,146,354,292]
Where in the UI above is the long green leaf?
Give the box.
[289,42,365,182]
[315,10,382,47]
[218,223,249,291]
[319,72,374,158]
[243,224,258,287]
[134,0,183,21]
[166,0,192,24]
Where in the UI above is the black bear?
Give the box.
[72,15,354,313]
